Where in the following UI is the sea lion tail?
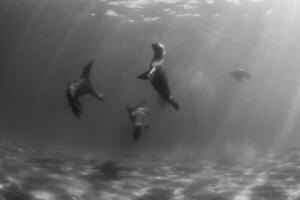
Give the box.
[169,97,179,111]
[66,91,82,119]
[133,126,142,141]
[137,71,149,80]
[69,99,82,119]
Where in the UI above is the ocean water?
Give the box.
[1,143,300,200]
[1,0,300,199]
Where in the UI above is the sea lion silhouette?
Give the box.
[230,69,251,81]
[126,100,150,141]
[137,42,179,111]
[66,60,103,119]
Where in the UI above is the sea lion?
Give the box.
[126,100,150,141]
[137,42,179,111]
[66,60,103,119]
[230,69,251,81]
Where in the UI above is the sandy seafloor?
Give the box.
[1,144,300,200]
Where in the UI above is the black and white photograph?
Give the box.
[1,0,300,199]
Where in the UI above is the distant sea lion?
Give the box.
[137,42,179,111]
[66,60,103,119]
[126,100,150,141]
[230,69,251,81]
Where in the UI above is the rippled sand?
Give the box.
[1,145,300,200]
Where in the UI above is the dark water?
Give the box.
[1,0,300,199]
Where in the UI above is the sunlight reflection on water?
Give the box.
[0,144,300,200]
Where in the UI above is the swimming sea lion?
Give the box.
[230,69,251,81]
[126,100,150,141]
[137,42,179,111]
[66,60,103,119]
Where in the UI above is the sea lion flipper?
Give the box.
[126,106,135,122]
[81,60,94,80]
[137,71,149,80]
[126,105,133,114]
[91,89,103,101]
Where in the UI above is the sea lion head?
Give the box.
[152,42,166,59]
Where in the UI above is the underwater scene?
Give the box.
[1,0,300,199]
